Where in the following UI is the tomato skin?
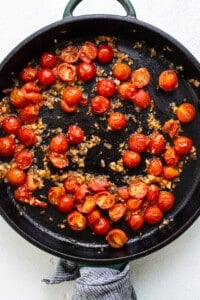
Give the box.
[148,132,166,155]
[57,63,77,82]
[57,194,75,213]
[1,115,21,135]
[67,124,85,144]
[163,166,180,180]
[14,149,33,169]
[96,45,114,64]
[113,63,131,81]
[67,210,87,231]
[108,112,127,131]
[95,191,115,210]
[118,82,136,100]
[91,96,110,114]
[158,191,175,212]
[117,186,130,201]
[60,100,77,113]
[163,147,180,166]
[38,68,56,85]
[0,136,15,157]
[144,205,163,224]
[63,176,79,193]
[92,216,110,235]
[162,119,180,138]
[47,152,69,169]
[77,62,96,82]
[106,228,128,249]
[88,176,109,192]
[6,167,26,186]
[127,213,144,230]
[108,203,126,222]
[158,69,178,91]
[17,128,37,146]
[128,133,149,153]
[131,67,150,88]
[20,66,38,82]
[59,45,79,63]
[62,86,83,106]
[19,104,39,124]
[146,184,160,203]
[40,52,58,68]
[122,150,141,168]
[86,209,101,227]
[174,136,192,156]
[10,88,27,108]
[147,158,163,177]
[176,102,196,123]
[96,79,116,98]
[132,89,151,109]
[128,180,148,199]
[48,186,65,206]
[79,41,97,63]
[49,133,69,154]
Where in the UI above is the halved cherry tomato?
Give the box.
[163,147,180,166]
[20,66,38,83]
[146,184,160,203]
[10,88,27,108]
[158,69,178,91]
[86,209,101,227]
[107,112,127,131]
[48,152,69,169]
[57,63,76,82]
[14,149,33,169]
[24,91,43,105]
[49,133,69,154]
[0,136,15,157]
[91,96,110,114]
[62,86,83,106]
[163,166,180,180]
[96,44,114,64]
[14,185,47,208]
[95,191,115,210]
[1,115,21,135]
[122,150,141,168]
[117,186,130,200]
[67,124,85,144]
[6,167,26,186]
[88,176,109,192]
[144,205,163,224]
[113,63,131,81]
[48,186,65,206]
[92,216,110,235]
[147,158,163,176]
[63,176,79,193]
[176,102,196,123]
[67,210,87,231]
[38,68,56,85]
[77,62,96,81]
[57,194,75,213]
[118,82,136,100]
[59,45,79,63]
[127,213,144,230]
[40,52,58,68]
[162,119,180,138]
[106,228,128,248]
[128,133,149,152]
[108,203,126,222]
[132,89,151,109]
[74,184,89,202]
[79,41,97,63]
[19,104,39,124]
[17,127,37,146]
[131,67,150,88]
[76,195,96,214]
[126,198,143,211]
[174,136,193,156]
[158,191,175,212]
[128,180,148,199]
[26,173,40,192]
[148,132,166,155]
[96,79,116,98]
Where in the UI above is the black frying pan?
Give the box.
[0,0,200,264]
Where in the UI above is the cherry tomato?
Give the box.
[74,184,89,202]
[122,150,141,168]
[86,209,101,227]
[60,100,77,113]
[148,132,166,155]
[176,102,196,123]
[147,158,163,176]
[67,210,87,231]
[107,112,127,131]
[96,79,116,98]
[146,184,160,203]
[144,205,163,224]
[24,92,43,105]
[128,180,148,199]
[127,213,144,230]
[19,104,39,124]
[48,186,65,205]
[79,41,97,63]
[40,52,58,68]
[67,124,85,144]
[118,82,136,100]
[48,152,69,169]
[158,191,175,212]
[57,194,75,213]
[163,166,180,180]
[132,89,151,109]
[59,45,79,63]
[91,95,110,114]
[14,185,47,208]
[117,186,130,200]
[108,203,126,222]
[174,136,193,156]
[63,176,79,193]
[17,127,37,146]
[158,69,178,91]
[10,88,27,108]
[106,228,128,249]
[62,86,83,106]
[96,44,114,64]
[6,167,26,186]
[26,173,40,192]
[57,63,76,82]
[95,191,115,210]
[113,63,131,81]
[88,176,109,192]
[77,62,96,81]
[76,195,96,214]
[126,198,143,211]
[0,136,15,157]
[1,115,21,135]
[38,68,56,85]
[49,133,69,154]
[92,216,110,235]
[19,66,38,82]
[163,147,180,166]
[14,149,33,169]
[128,133,149,152]
[131,67,150,88]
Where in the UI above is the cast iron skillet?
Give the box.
[0,0,200,264]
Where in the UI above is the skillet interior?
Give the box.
[0,15,200,263]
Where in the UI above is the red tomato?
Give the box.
[76,195,96,214]
[158,191,175,212]
[0,136,15,157]
[38,68,56,85]
[21,82,41,93]
[122,150,141,168]
[74,184,89,202]
[59,45,79,63]
[63,176,79,193]
[118,82,136,100]
[148,132,166,155]
[158,69,178,91]
[57,63,76,82]
[60,100,77,113]
[24,92,43,105]
[40,52,58,68]
[174,136,193,156]
[131,67,150,88]
[1,115,21,135]
[48,152,69,169]
[67,124,85,144]
[6,167,26,186]
[163,147,180,166]
[128,133,149,152]
[49,133,69,154]
[163,166,180,180]
[126,198,143,211]
[147,158,163,176]
[127,213,144,230]
[67,210,87,231]
[107,112,127,131]
[86,209,101,227]
[96,44,114,64]
[19,66,38,82]
[176,102,196,123]
[128,180,148,199]
[117,186,130,200]
[106,229,128,249]
[10,88,27,108]
[62,86,83,106]
[132,89,151,109]
[14,185,47,208]
[26,173,40,192]
[57,194,75,213]
[96,79,116,98]
[77,62,96,81]
[88,176,109,192]
[79,41,97,63]
[14,149,33,169]
[146,184,160,203]
[113,63,131,81]
[108,203,126,222]
[95,191,115,210]
[48,186,65,205]
[162,119,180,138]
[92,216,110,235]
[17,127,37,146]
[144,205,163,224]
[91,96,110,114]
[19,104,39,124]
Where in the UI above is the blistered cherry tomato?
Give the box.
[95,191,115,210]
[48,152,69,169]
[10,88,27,108]
[146,184,160,203]
[108,112,127,131]
[67,210,87,231]
[14,185,47,208]
[17,127,37,146]
[38,68,56,85]
[20,66,38,82]
[174,136,193,156]
[163,166,180,180]
[126,198,143,211]
[79,41,97,63]
[48,186,65,206]
[127,213,144,230]
[131,67,150,88]
[96,45,114,64]
[49,133,69,154]
[147,158,163,176]
[118,82,136,100]
[148,132,166,155]
[158,191,175,212]
[77,62,96,81]
[21,82,41,93]
[132,89,151,109]
[162,119,180,138]
[122,150,141,168]
[76,195,96,214]
[106,228,128,249]
[62,86,83,106]
[26,173,40,192]
[96,79,116,98]
[128,180,148,199]
[60,100,77,113]
[128,133,149,152]
[74,184,89,202]
[1,115,21,135]
[14,149,33,169]
[67,124,85,144]
[92,216,110,235]
[59,45,79,63]
[0,136,15,157]
[108,203,126,222]
[19,104,39,124]
[144,205,163,224]
[86,209,101,227]
[176,102,196,123]
[163,147,180,166]
[117,186,130,200]
[158,69,178,91]
[91,95,110,114]
[6,167,26,186]
[57,63,76,82]
[40,52,58,68]
[63,176,79,193]
[57,194,74,213]
[88,176,109,192]
[113,63,131,81]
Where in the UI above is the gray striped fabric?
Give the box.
[43,259,137,300]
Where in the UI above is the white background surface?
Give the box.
[0,0,200,299]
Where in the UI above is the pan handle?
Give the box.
[63,0,136,18]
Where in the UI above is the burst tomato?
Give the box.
[107,112,127,131]
[86,209,101,227]
[108,203,126,222]
[95,191,115,210]
[118,82,136,100]
[162,119,180,138]
[10,88,27,108]
[96,44,114,64]
[48,152,69,169]
[128,180,148,199]
[126,198,143,211]
[122,150,141,168]
[0,136,15,157]
[76,195,96,214]
[48,186,65,206]
[19,104,39,124]
[106,229,128,248]
[158,191,175,212]
[146,184,160,203]
[40,52,58,68]
[91,95,110,114]
[132,89,151,109]
[113,63,131,81]
[96,78,116,98]
[57,194,75,213]
[6,167,26,186]
[38,68,56,85]
[20,66,38,82]
[77,62,96,81]
[14,149,33,169]
[57,63,76,82]
[174,136,193,156]
[147,158,163,176]
[131,67,150,88]
[67,124,85,144]
[92,216,110,235]
[144,205,163,224]
[163,166,180,180]
[79,41,97,63]
[62,86,83,106]
[63,176,79,193]
[67,210,87,231]
[148,132,166,155]
[88,176,109,192]
[158,69,178,91]
[163,147,180,166]
[59,45,79,63]
[128,133,149,152]
[127,213,144,230]
[117,186,130,200]
[176,102,196,123]
[1,115,21,135]
[17,127,37,146]
[60,100,77,113]
[49,133,69,154]
[74,184,89,202]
